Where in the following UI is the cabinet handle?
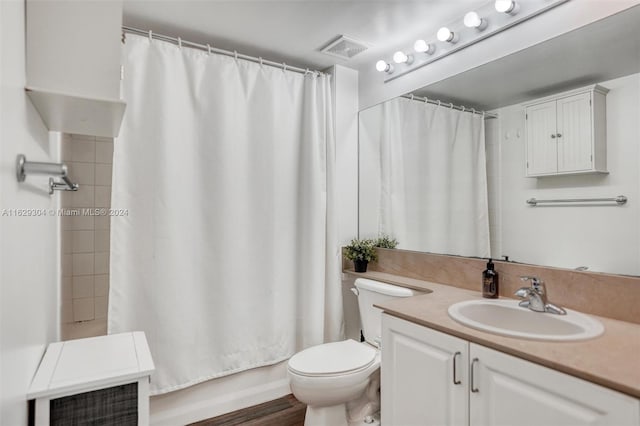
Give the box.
[470,358,479,393]
[556,133,562,138]
[550,134,556,139]
[452,352,461,385]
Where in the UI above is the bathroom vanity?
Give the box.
[348,270,640,426]
[382,314,638,425]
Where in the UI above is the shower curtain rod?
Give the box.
[122,26,326,76]
[401,94,498,119]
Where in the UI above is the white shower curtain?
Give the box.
[379,97,490,257]
[109,34,342,394]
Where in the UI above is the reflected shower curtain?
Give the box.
[109,34,342,394]
[379,98,490,257]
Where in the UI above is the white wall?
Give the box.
[358,0,640,110]
[489,73,640,275]
[329,65,361,342]
[0,1,60,424]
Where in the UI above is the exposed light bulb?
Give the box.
[414,39,435,55]
[437,27,457,43]
[464,11,487,30]
[393,51,413,64]
[495,0,517,14]
[375,60,393,73]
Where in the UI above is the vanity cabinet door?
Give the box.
[469,343,640,426]
[381,314,468,426]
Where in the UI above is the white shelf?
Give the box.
[28,332,154,400]
[26,86,126,138]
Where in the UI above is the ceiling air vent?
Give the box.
[320,35,368,59]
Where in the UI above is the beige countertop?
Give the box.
[347,270,640,399]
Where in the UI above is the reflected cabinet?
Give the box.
[524,85,608,177]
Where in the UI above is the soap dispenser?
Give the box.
[482,259,499,298]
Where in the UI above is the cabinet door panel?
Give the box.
[470,344,640,426]
[526,101,557,175]
[381,314,468,426]
[557,93,593,172]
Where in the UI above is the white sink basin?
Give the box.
[448,299,604,341]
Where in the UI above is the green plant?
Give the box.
[375,235,398,249]
[344,238,378,262]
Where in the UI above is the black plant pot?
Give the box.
[353,259,368,273]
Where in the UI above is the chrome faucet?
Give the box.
[515,276,567,315]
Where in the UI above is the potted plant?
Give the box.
[375,235,398,249]
[344,238,377,272]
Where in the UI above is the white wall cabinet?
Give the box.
[26,0,126,137]
[524,85,608,177]
[381,314,640,426]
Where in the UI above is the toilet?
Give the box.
[288,278,419,426]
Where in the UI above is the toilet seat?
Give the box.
[288,340,377,377]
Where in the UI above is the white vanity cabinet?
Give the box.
[524,85,608,177]
[381,314,468,426]
[381,313,640,426]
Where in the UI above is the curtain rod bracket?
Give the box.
[16,154,79,195]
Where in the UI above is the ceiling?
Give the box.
[414,5,640,110]
[123,2,640,111]
[123,0,488,72]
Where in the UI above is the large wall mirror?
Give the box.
[359,6,640,276]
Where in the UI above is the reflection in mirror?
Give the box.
[359,7,640,276]
[359,97,491,258]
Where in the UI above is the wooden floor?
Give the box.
[189,394,306,426]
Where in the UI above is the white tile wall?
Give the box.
[61,134,113,340]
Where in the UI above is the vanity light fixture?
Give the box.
[464,11,488,30]
[392,51,413,64]
[376,0,567,82]
[436,27,457,43]
[413,39,435,55]
[495,0,518,14]
[375,60,394,73]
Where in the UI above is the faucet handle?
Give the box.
[520,276,544,291]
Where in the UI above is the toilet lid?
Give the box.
[288,340,377,376]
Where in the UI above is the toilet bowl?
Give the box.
[287,278,419,426]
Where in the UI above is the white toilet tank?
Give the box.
[354,278,420,347]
